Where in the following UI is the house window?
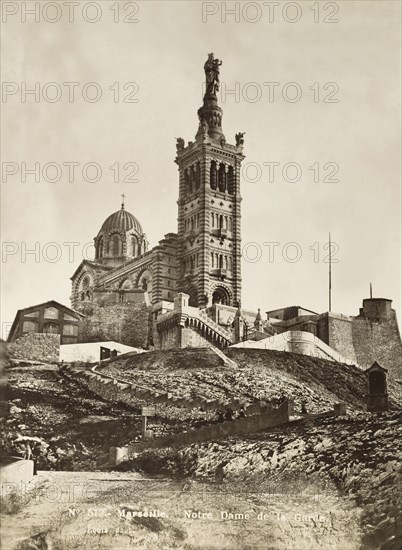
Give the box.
[44,323,59,334]
[44,307,59,319]
[24,311,39,318]
[64,313,78,322]
[63,324,78,337]
[22,321,38,333]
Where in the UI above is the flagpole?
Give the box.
[329,232,332,312]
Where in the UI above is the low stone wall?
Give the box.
[109,400,291,465]
[8,333,60,363]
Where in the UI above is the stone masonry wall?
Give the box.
[180,326,212,349]
[8,333,60,363]
[317,314,357,363]
[157,324,218,350]
[77,302,151,349]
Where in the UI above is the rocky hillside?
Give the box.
[99,348,373,414]
[118,411,402,550]
[1,361,143,470]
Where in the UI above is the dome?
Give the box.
[99,205,143,236]
[94,202,148,266]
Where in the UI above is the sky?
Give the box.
[1,0,401,338]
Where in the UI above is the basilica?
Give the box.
[70,54,252,349]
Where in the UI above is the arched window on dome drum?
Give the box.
[210,161,217,190]
[97,236,104,259]
[227,166,235,194]
[128,235,138,257]
[195,162,201,188]
[218,164,226,192]
[109,234,122,256]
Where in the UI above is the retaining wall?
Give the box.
[109,400,291,465]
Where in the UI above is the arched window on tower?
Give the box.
[190,165,196,191]
[212,287,230,306]
[211,212,214,227]
[211,252,214,267]
[188,288,198,307]
[218,164,226,192]
[196,162,201,188]
[210,161,217,190]
[185,168,192,194]
[227,166,235,194]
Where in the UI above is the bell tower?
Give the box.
[175,53,245,308]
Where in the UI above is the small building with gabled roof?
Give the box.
[7,300,84,345]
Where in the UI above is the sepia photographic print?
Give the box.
[1,1,401,549]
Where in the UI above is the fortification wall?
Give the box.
[352,312,402,384]
[316,313,357,363]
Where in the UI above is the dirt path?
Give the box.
[1,470,362,550]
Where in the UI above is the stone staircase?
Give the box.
[61,359,266,417]
[156,304,234,350]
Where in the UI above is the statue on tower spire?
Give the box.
[204,53,222,98]
[197,53,225,141]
